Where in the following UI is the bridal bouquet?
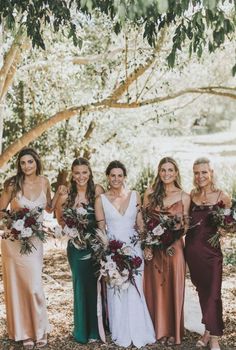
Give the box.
[91,230,142,293]
[131,208,184,251]
[0,207,46,255]
[207,200,236,247]
[55,205,91,249]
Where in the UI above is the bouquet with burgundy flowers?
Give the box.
[91,230,142,293]
[54,205,91,249]
[0,207,46,255]
[207,200,236,247]
[131,208,184,252]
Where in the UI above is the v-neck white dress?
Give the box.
[1,191,50,341]
[101,191,155,348]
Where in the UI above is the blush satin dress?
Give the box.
[1,190,50,341]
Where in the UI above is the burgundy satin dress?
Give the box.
[185,201,224,336]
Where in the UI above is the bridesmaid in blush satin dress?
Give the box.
[0,148,52,349]
[185,157,231,350]
[143,157,190,346]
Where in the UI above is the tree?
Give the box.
[0,1,235,168]
[1,0,235,63]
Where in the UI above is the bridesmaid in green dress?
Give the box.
[55,158,104,344]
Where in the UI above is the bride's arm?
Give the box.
[95,195,106,230]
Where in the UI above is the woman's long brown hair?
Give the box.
[4,147,42,200]
[66,158,95,208]
[148,157,182,209]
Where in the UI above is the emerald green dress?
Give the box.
[67,205,99,343]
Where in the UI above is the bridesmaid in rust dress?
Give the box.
[143,157,190,346]
[185,157,231,350]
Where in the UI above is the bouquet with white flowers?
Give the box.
[207,200,236,247]
[0,207,46,255]
[91,230,142,293]
[55,205,91,249]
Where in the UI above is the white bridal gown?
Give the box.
[101,191,155,348]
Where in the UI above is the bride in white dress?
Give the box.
[95,160,155,348]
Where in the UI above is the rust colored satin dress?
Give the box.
[185,201,224,336]
[1,191,50,341]
[144,200,185,344]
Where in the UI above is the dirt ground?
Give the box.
[0,237,235,350]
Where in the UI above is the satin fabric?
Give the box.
[144,200,185,345]
[67,203,100,343]
[1,191,50,341]
[185,201,224,336]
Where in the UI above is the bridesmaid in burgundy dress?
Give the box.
[143,157,190,346]
[185,157,231,350]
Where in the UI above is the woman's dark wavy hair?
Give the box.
[4,147,42,199]
[148,157,182,209]
[66,158,95,207]
[105,160,127,176]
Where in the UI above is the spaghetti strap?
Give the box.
[181,191,184,214]
[216,190,222,202]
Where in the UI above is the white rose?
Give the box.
[152,224,165,236]
[223,209,231,216]
[105,261,117,271]
[21,227,33,238]
[109,270,121,280]
[54,225,63,238]
[76,207,87,215]
[63,225,78,238]
[12,219,25,231]
[121,246,133,256]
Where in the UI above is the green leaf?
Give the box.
[232,64,236,77]
[167,50,175,68]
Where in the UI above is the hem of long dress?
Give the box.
[112,338,155,349]
[8,326,50,342]
[73,335,100,344]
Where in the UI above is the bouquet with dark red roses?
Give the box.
[91,230,142,293]
[207,200,236,247]
[0,207,46,255]
[53,205,92,249]
[131,208,184,252]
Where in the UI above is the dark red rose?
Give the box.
[224,215,234,225]
[147,218,159,231]
[64,217,77,228]
[160,230,174,247]
[111,253,125,270]
[109,239,123,253]
[24,217,36,227]
[11,228,20,239]
[217,200,225,209]
[131,256,142,268]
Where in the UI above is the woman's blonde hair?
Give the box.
[192,157,217,193]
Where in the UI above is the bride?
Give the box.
[95,160,155,348]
